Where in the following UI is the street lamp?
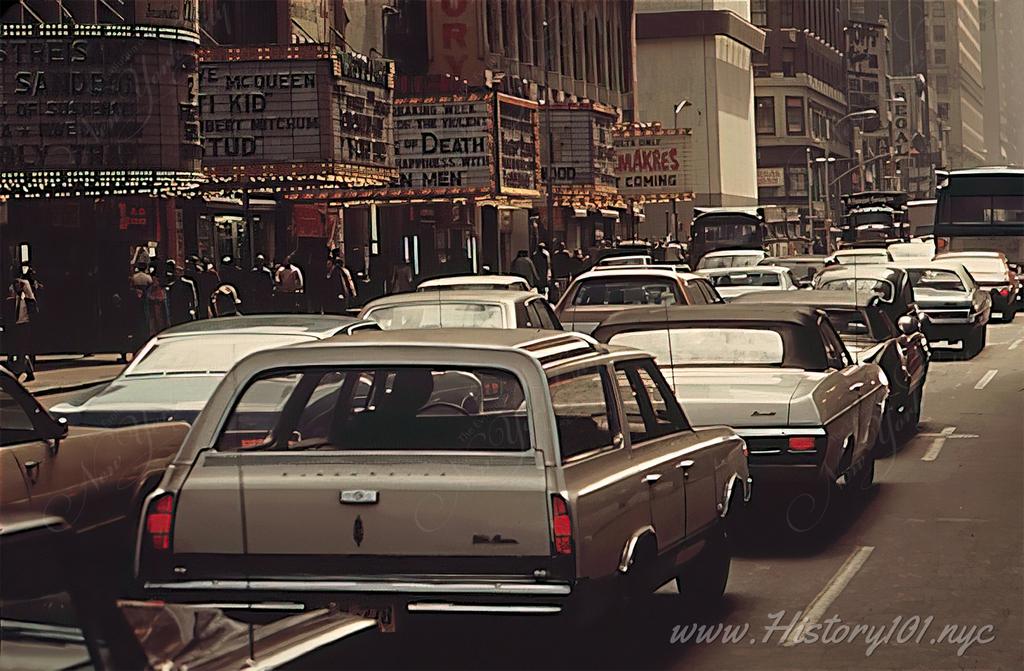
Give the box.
[671,98,691,242]
[821,109,877,251]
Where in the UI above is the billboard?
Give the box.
[613,127,692,200]
[0,24,203,199]
[540,103,618,198]
[496,94,540,197]
[198,45,395,187]
[757,167,785,188]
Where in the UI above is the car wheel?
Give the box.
[853,455,876,496]
[874,403,900,454]
[675,521,731,609]
[965,325,985,359]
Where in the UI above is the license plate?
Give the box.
[348,605,396,633]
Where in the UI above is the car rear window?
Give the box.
[571,278,680,306]
[216,366,529,452]
[608,328,785,366]
[129,334,311,375]
[817,277,895,302]
[706,271,781,287]
[907,268,966,292]
[696,253,763,269]
[365,303,505,329]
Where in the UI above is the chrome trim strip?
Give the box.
[579,434,734,496]
[146,580,572,596]
[735,427,826,437]
[619,525,656,573]
[186,602,306,611]
[406,603,562,614]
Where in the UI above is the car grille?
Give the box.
[923,308,970,320]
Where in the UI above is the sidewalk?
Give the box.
[21,354,126,396]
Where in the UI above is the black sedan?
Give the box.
[811,264,923,330]
[50,315,379,428]
[903,261,992,356]
[734,290,929,447]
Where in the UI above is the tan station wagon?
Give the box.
[138,329,750,626]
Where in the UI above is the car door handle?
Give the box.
[642,473,662,484]
[675,460,696,470]
[849,382,865,391]
[23,460,40,484]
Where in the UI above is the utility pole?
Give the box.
[542,20,554,255]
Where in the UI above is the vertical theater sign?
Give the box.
[197,44,396,191]
[0,13,205,199]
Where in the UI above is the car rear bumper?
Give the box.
[748,463,824,486]
[922,321,974,343]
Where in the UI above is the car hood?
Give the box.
[50,375,223,427]
[662,367,825,427]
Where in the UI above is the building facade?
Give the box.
[979,0,1024,167]
[633,0,765,240]
[750,0,851,240]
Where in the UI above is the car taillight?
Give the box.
[999,287,1009,297]
[144,493,175,552]
[788,436,817,451]
[551,494,573,556]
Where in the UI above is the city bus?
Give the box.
[906,199,937,239]
[934,167,1024,266]
[689,206,782,267]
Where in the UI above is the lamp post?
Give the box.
[823,109,878,252]
[671,99,691,242]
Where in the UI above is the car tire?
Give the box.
[675,521,731,609]
[965,325,985,359]
[853,455,876,496]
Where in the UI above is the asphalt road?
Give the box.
[293,320,1024,670]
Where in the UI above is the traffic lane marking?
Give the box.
[921,426,956,462]
[973,369,998,390]
[1009,338,1022,350]
[781,545,875,647]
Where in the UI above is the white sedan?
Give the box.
[696,265,800,301]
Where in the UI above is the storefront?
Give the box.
[0,19,204,353]
[287,92,541,289]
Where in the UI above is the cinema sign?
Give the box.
[613,126,692,201]
[0,21,204,199]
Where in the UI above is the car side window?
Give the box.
[683,282,707,305]
[540,301,563,329]
[614,360,689,445]
[528,299,556,329]
[699,279,724,303]
[523,302,542,328]
[819,319,852,369]
[549,367,619,461]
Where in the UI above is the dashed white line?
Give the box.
[782,545,875,647]
[1009,338,1022,351]
[921,426,956,462]
[974,369,998,390]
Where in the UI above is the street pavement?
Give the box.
[293,320,1024,670]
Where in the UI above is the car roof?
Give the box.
[157,314,367,338]
[702,249,766,257]
[698,265,790,275]
[817,264,903,281]
[944,166,1024,177]
[573,267,701,282]
[593,304,823,330]
[835,247,890,255]
[936,251,1006,259]
[764,255,826,262]
[417,274,528,287]
[732,289,875,309]
[362,290,536,309]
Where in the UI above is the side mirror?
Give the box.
[897,315,919,335]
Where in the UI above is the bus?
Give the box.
[934,167,1024,266]
[839,191,910,246]
[906,199,937,238]
[689,206,781,266]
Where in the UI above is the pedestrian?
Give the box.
[551,241,572,295]
[510,249,541,289]
[3,271,37,381]
[275,253,305,313]
[325,249,358,314]
[164,260,197,325]
[248,254,275,313]
[211,284,242,317]
[570,249,588,278]
[532,243,551,293]
[146,272,169,335]
[389,261,414,293]
[196,258,220,319]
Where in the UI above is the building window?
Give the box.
[931,2,945,17]
[933,48,946,65]
[753,48,768,77]
[937,102,950,120]
[932,24,945,41]
[780,0,794,27]
[788,167,808,196]
[811,106,828,141]
[782,47,796,76]
[785,96,805,135]
[755,97,776,135]
[935,74,948,92]
[751,0,767,26]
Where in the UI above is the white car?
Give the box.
[826,248,893,265]
[594,254,653,267]
[695,249,768,270]
[696,265,800,301]
[416,274,534,293]
[887,241,936,264]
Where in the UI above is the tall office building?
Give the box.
[980,0,1024,166]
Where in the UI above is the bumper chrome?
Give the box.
[146,579,572,596]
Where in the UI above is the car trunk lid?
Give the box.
[663,367,813,427]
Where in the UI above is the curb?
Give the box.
[31,377,117,397]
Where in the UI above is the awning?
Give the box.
[572,208,589,218]
[599,209,620,220]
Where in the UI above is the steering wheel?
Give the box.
[420,401,471,415]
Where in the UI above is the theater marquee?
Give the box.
[613,126,693,201]
[0,22,204,200]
